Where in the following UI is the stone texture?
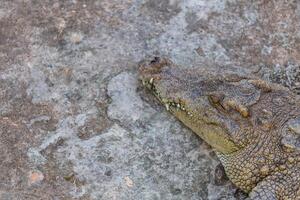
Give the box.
[0,0,299,199]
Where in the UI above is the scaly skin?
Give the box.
[139,57,300,200]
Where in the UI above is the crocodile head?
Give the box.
[139,57,262,155]
[139,57,300,198]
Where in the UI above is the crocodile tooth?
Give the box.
[187,112,193,117]
[149,78,154,84]
[165,103,170,111]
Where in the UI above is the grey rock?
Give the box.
[107,72,155,124]
[1,0,300,199]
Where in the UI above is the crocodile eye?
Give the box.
[149,78,154,84]
[226,80,261,108]
[236,81,257,96]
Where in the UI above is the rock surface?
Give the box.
[0,0,299,199]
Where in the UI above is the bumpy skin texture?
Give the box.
[139,57,300,200]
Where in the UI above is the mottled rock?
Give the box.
[107,72,154,124]
[1,0,300,199]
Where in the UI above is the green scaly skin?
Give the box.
[139,57,300,200]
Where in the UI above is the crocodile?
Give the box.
[139,57,300,200]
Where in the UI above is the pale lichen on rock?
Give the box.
[1,0,300,199]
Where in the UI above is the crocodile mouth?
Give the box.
[141,76,186,111]
[139,57,243,154]
[140,75,240,154]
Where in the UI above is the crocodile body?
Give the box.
[139,57,300,200]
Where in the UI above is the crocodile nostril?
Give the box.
[150,56,160,64]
